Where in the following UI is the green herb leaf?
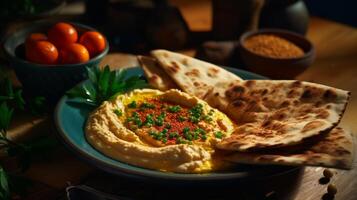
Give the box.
[177,116,185,122]
[0,96,12,101]
[83,83,96,101]
[169,132,178,139]
[140,102,155,109]
[113,109,123,116]
[201,134,207,141]
[167,105,181,113]
[162,137,167,143]
[13,90,25,110]
[67,66,147,107]
[0,166,10,200]
[183,127,190,133]
[0,102,14,135]
[98,65,111,99]
[155,112,165,126]
[131,112,142,127]
[143,114,154,127]
[214,131,224,139]
[87,66,98,84]
[189,103,204,123]
[128,101,137,108]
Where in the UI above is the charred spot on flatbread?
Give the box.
[212,80,350,151]
[225,127,354,169]
[137,56,179,91]
[150,49,243,99]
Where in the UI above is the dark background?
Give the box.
[306,0,357,27]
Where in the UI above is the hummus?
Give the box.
[85,89,235,173]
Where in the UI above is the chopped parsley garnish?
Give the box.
[165,123,171,129]
[149,130,156,135]
[176,137,185,144]
[113,109,122,116]
[177,116,185,122]
[182,127,190,133]
[193,128,206,140]
[184,133,193,141]
[189,116,200,123]
[201,134,207,140]
[162,138,167,143]
[161,128,168,134]
[188,103,204,123]
[193,131,199,140]
[155,112,166,126]
[203,115,213,122]
[194,128,206,135]
[167,105,181,113]
[132,113,142,126]
[126,112,142,127]
[169,132,178,139]
[149,130,166,140]
[149,129,169,142]
[182,127,193,141]
[127,100,214,145]
[204,109,214,122]
[143,114,154,127]
[140,102,155,109]
[214,131,224,139]
[128,101,137,108]
[149,130,159,139]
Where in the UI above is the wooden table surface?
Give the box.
[6,1,357,199]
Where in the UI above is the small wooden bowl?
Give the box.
[239,29,315,79]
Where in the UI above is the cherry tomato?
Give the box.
[26,41,58,65]
[79,31,106,57]
[25,33,47,48]
[48,22,78,48]
[59,43,90,64]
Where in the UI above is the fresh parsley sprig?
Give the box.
[0,68,53,199]
[67,65,147,106]
[0,102,13,137]
[0,166,9,200]
[0,78,25,112]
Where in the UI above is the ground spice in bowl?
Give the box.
[243,34,304,59]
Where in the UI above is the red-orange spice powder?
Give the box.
[243,34,305,59]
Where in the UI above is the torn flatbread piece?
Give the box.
[150,49,243,99]
[137,56,179,91]
[214,80,350,151]
[224,127,354,169]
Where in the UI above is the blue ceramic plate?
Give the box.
[55,67,296,182]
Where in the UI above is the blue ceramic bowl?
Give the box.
[3,20,109,103]
[55,67,297,183]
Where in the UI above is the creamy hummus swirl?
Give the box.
[85,89,234,173]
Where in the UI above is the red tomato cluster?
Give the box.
[25,22,106,65]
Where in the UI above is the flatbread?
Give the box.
[137,56,178,91]
[150,49,243,99]
[212,80,350,151]
[224,127,354,169]
[140,51,351,154]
